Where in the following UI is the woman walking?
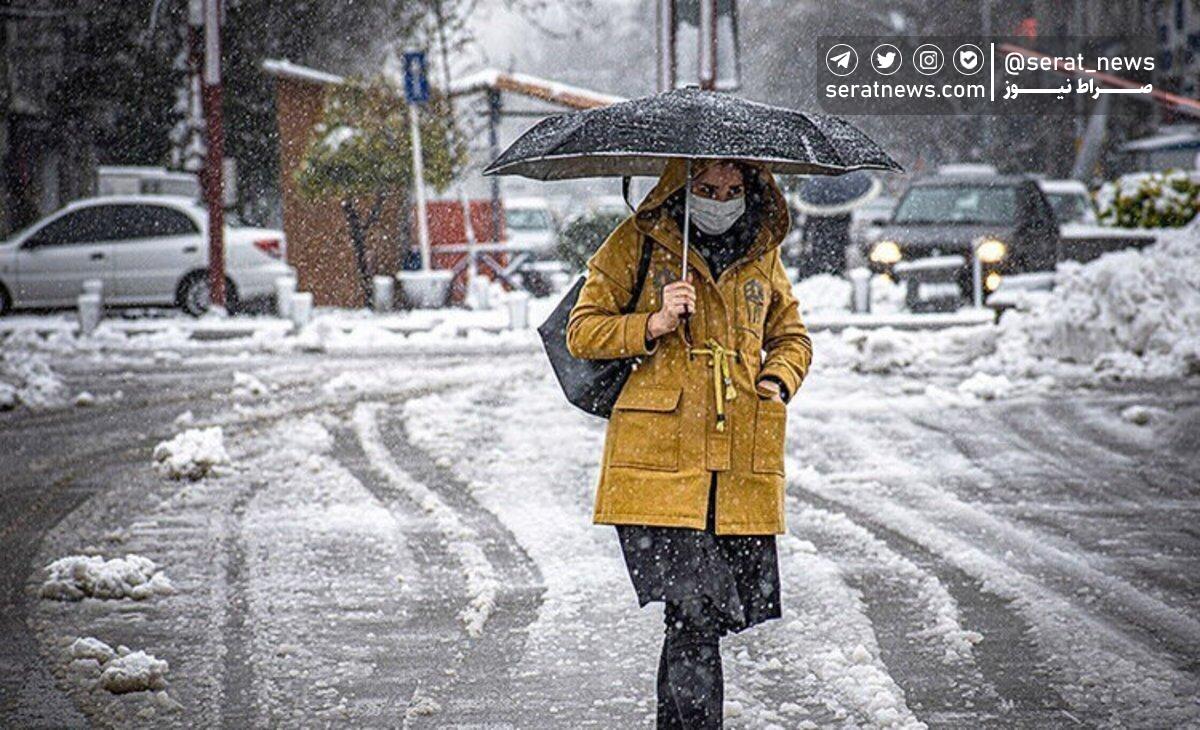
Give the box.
[566,157,812,728]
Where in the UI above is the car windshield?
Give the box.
[892,185,1018,225]
[1045,192,1094,224]
[506,208,551,231]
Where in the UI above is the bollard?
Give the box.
[275,275,297,320]
[372,276,395,314]
[971,247,983,309]
[290,292,313,328]
[848,268,872,314]
[77,293,102,335]
[505,291,530,330]
[82,279,104,299]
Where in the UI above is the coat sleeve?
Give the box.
[566,222,657,361]
[758,251,813,399]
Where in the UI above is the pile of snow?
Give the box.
[794,273,906,316]
[0,349,67,410]
[795,274,851,314]
[956,372,1014,401]
[1120,404,1156,425]
[153,427,230,480]
[993,226,1200,378]
[821,326,997,375]
[41,554,175,601]
[231,371,271,399]
[68,638,171,694]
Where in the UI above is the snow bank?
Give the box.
[795,273,905,316]
[0,349,66,410]
[795,274,851,314]
[992,226,1200,378]
[69,638,170,693]
[41,554,175,601]
[153,427,230,480]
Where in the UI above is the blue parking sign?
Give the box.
[403,51,429,104]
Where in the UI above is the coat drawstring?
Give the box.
[689,339,739,432]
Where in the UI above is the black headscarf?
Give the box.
[663,163,767,280]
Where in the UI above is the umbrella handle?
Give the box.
[681,158,692,283]
[679,158,694,346]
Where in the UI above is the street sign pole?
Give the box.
[404,51,432,272]
[409,104,431,272]
[201,0,225,311]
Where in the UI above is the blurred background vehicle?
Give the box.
[0,196,292,317]
[866,168,1164,311]
[866,172,1059,311]
[1037,179,1099,225]
[501,196,561,296]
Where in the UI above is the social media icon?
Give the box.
[871,43,902,75]
[825,44,858,76]
[953,43,984,75]
[913,43,944,76]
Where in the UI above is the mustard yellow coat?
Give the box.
[566,159,812,535]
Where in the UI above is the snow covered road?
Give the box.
[2,345,1198,728]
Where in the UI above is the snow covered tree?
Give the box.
[295,77,463,304]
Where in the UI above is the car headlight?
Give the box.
[975,237,1007,264]
[869,240,902,265]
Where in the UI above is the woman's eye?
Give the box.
[729,186,744,196]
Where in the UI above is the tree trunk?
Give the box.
[341,198,374,307]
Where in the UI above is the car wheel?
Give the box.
[177,272,238,317]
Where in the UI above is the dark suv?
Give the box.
[865,174,1058,311]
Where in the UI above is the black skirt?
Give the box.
[615,473,781,634]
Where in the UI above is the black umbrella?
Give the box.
[793,171,882,217]
[483,87,902,180]
[484,86,901,277]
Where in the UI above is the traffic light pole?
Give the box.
[201,0,225,311]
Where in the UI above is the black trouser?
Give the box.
[657,597,726,728]
[658,474,726,729]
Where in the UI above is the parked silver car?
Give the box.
[0,196,293,316]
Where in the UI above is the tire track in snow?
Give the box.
[786,409,1200,727]
[905,404,1200,661]
[784,481,1075,729]
[218,478,267,728]
[354,402,500,637]
[349,401,542,725]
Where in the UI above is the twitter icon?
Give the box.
[871,43,902,75]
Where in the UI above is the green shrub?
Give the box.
[556,210,628,273]
[1095,170,1200,228]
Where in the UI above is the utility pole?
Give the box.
[199,0,225,311]
[697,0,717,90]
[657,0,676,92]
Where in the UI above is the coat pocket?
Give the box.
[609,386,682,472]
[752,397,787,475]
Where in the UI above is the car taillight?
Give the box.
[253,238,282,259]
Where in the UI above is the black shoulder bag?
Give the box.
[537,235,654,418]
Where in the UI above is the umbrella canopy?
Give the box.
[482,86,903,181]
[792,171,882,217]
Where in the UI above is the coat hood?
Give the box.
[633,158,792,267]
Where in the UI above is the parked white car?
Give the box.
[503,196,558,256]
[0,196,293,316]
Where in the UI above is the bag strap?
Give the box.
[620,235,654,314]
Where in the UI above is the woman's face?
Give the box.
[690,163,744,202]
